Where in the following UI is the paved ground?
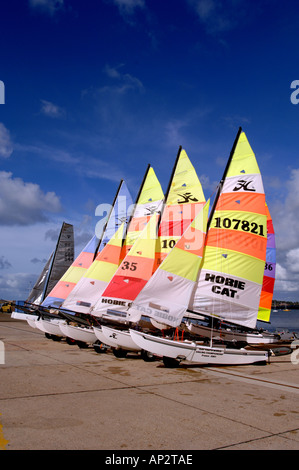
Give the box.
[0,317,299,451]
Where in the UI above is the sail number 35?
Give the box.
[121,261,137,271]
[214,217,265,236]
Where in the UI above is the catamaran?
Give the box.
[185,201,279,345]
[127,128,273,366]
[54,165,164,347]
[43,179,133,343]
[94,145,207,356]
[15,180,133,339]
[11,221,74,327]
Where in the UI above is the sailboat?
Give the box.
[95,146,206,355]
[55,166,163,347]
[90,165,165,350]
[93,213,161,356]
[184,202,279,344]
[128,128,271,366]
[42,179,133,309]
[12,222,74,325]
[23,180,133,339]
[58,222,126,346]
[38,179,133,342]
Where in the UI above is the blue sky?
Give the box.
[0,0,299,302]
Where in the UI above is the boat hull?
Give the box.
[27,318,38,329]
[93,326,116,347]
[101,325,141,351]
[130,330,269,366]
[59,323,97,343]
[11,312,39,323]
[34,318,65,336]
[186,321,279,345]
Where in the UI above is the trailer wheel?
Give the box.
[162,356,180,368]
[113,349,128,358]
[141,349,155,362]
[66,337,76,345]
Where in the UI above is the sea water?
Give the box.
[257,309,299,334]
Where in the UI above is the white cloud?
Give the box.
[0,272,37,301]
[100,64,144,95]
[0,123,13,158]
[188,0,247,34]
[0,256,12,270]
[0,171,62,226]
[286,248,299,274]
[112,0,145,15]
[165,119,189,146]
[272,168,299,252]
[275,262,299,295]
[29,0,64,15]
[270,168,299,298]
[40,100,66,118]
[275,248,299,294]
[15,142,79,165]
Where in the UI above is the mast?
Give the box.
[93,179,124,260]
[207,127,242,231]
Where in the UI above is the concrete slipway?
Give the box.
[0,316,298,452]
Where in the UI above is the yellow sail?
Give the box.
[156,147,206,268]
[60,223,126,314]
[127,201,210,326]
[191,130,268,329]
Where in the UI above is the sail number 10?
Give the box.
[214,217,265,236]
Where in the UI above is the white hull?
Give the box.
[93,326,115,347]
[27,318,38,329]
[101,325,141,351]
[186,321,279,345]
[34,318,65,336]
[59,323,97,343]
[130,330,269,366]
[11,312,39,322]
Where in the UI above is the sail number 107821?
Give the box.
[213,217,265,236]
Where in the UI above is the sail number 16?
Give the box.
[214,217,265,236]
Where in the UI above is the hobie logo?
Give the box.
[0,81,4,104]
[177,192,199,204]
[290,80,299,105]
[205,273,245,298]
[0,341,4,364]
[101,298,132,308]
[233,179,255,192]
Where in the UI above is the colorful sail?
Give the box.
[60,223,126,314]
[95,179,133,253]
[127,201,209,326]
[155,147,206,269]
[257,203,276,322]
[191,129,268,328]
[27,222,74,305]
[120,165,164,261]
[42,180,133,308]
[91,213,160,317]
